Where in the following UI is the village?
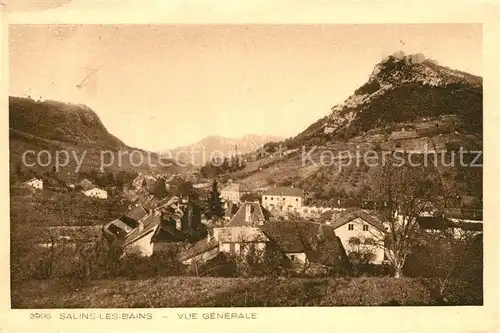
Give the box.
[8,24,485,309]
[19,170,483,278]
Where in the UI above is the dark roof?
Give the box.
[319,208,356,222]
[125,205,148,222]
[224,201,240,219]
[262,220,349,267]
[118,214,162,248]
[178,237,219,262]
[417,216,483,232]
[328,209,386,231]
[417,216,451,230]
[264,186,303,197]
[78,178,94,190]
[225,202,269,227]
[152,224,187,243]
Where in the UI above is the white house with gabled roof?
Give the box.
[83,187,108,199]
[262,186,303,213]
[23,178,44,190]
[321,208,387,264]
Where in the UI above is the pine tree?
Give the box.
[206,180,224,226]
[152,179,168,198]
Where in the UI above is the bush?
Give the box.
[195,253,239,277]
[404,232,483,302]
[11,234,187,281]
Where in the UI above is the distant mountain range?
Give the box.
[161,134,284,166]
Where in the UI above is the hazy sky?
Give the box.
[10,24,482,151]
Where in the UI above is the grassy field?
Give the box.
[11,276,482,308]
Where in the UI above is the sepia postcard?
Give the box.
[1,1,499,333]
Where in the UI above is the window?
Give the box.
[271,197,274,200]
[363,225,369,231]
[290,255,295,260]
[348,224,354,231]
[264,196,267,200]
[296,198,299,201]
[283,198,286,201]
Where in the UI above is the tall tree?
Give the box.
[370,156,443,278]
[206,180,224,227]
[152,179,168,198]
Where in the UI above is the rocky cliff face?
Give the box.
[237,52,483,201]
[295,51,482,143]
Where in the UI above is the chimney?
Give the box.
[245,204,252,223]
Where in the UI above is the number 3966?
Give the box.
[30,313,51,319]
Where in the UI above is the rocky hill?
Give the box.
[10,97,128,149]
[292,51,482,146]
[9,97,186,182]
[235,52,483,205]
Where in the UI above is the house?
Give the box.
[103,196,187,257]
[119,213,163,256]
[213,226,269,256]
[220,182,251,203]
[323,123,335,134]
[179,201,271,263]
[213,201,271,256]
[103,210,162,257]
[416,216,483,239]
[23,178,43,190]
[321,208,387,264]
[262,220,349,274]
[83,187,108,199]
[262,186,303,213]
